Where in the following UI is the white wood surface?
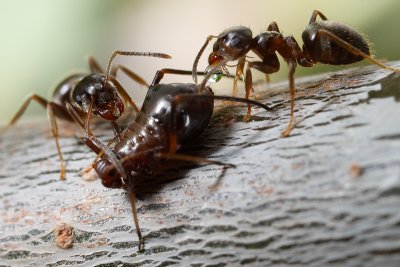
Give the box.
[1,62,400,267]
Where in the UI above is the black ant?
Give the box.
[192,10,400,137]
[0,51,171,180]
[80,61,274,251]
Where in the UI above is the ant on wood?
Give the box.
[79,60,274,251]
[0,51,171,180]
[192,10,400,137]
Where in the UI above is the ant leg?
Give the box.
[151,68,208,86]
[83,134,128,181]
[84,96,95,136]
[267,21,280,32]
[317,29,400,73]
[308,10,328,24]
[154,152,235,168]
[242,58,280,121]
[87,56,105,73]
[47,101,73,180]
[233,57,246,96]
[108,76,141,113]
[83,135,144,252]
[65,102,85,128]
[1,95,73,178]
[281,59,297,137]
[111,64,149,87]
[243,64,254,121]
[264,21,282,83]
[129,190,144,251]
[192,35,218,84]
[3,94,48,128]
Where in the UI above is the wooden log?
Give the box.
[1,62,400,267]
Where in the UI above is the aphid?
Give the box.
[0,51,171,179]
[80,62,273,251]
[192,10,400,136]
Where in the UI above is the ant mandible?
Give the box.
[0,51,171,180]
[80,61,274,251]
[192,10,400,137]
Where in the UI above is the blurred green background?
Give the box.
[1,0,399,124]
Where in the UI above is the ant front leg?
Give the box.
[242,55,280,121]
[233,57,246,96]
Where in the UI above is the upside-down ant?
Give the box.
[80,61,273,251]
[0,51,171,180]
[192,10,400,137]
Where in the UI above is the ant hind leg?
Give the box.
[317,29,400,73]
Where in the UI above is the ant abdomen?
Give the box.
[302,21,370,65]
[52,74,86,108]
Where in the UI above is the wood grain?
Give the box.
[1,62,400,267]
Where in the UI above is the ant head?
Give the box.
[212,26,253,61]
[73,73,124,121]
[94,158,124,189]
[208,51,225,66]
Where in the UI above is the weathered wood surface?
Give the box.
[1,62,400,267]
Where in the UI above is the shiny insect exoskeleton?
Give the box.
[192,10,400,136]
[82,63,273,251]
[1,51,171,179]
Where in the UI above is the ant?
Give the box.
[192,9,400,137]
[79,61,274,251]
[0,51,171,180]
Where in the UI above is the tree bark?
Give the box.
[1,62,400,267]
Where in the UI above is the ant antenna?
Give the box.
[83,134,127,181]
[104,51,172,85]
[192,35,218,84]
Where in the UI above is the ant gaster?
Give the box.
[192,10,400,136]
[81,61,274,251]
[1,51,171,180]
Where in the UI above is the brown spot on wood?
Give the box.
[54,222,74,249]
